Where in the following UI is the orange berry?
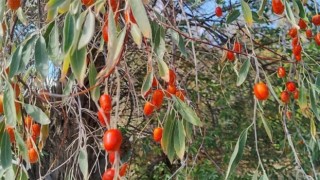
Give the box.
[293,44,302,56]
[124,8,136,24]
[272,0,284,15]
[166,84,177,96]
[6,126,15,143]
[108,151,116,164]
[102,168,115,180]
[253,82,269,101]
[32,124,41,138]
[293,90,299,100]
[102,20,109,43]
[153,127,163,142]
[26,137,34,149]
[81,0,94,6]
[277,67,286,78]
[28,148,39,164]
[312,14,320,26]
[144,101,154,116]
[0,94,3,114]
[288,28,298,38]
[315,33,320,46]
[233,42,242,53]
[119,163,128,177]
[306,29,312,39]
[291,37,299,47]
[169,69,176,85]
[286,81,296,92]
[151,90,164,108]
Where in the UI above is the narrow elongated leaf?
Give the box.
[260,113,272,143]
[108,10,117,46]
[1,131,12,169]
[174,120,185,160]
[88,62,100,102]
[129,0,151,38]
[3,82,17,127]
[310,119,316,141]
[158,59,169,83]
[226,10,240,24]
[0,0,5,21]
[183,119,193,141]
[167,129,175,163]
[17,8,28,26]
[19,35,37,72]
[4,167,14,180]
[9,46,23,78]
[73,11,87,50]
[169,29,187,57]
[257,0,267,17]
[130,23,142,48]
[173,96,202,126]
[298,86,308,110]
[225,126,249,179]
[141,70,153,97]
[14,130,28,161]
[63,13,75,54]
[24,104,51,125]
[236,59,251,86]
[316,74,320,89]
[35,36,49,78]
[48,22,61,65]
[285,1,297,26]
[70,47,87,87]
[241,0,253,26]
[78,10,95,49]
[310,89,319,121]
[294,0,305,18]
[161,111,175,154]
[78,148,88,180]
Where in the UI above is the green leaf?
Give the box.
[225,126,249,179]
[285,1,297,26]
[226,10,240,24]
[130,23,143,48]
[4,167,15,180]
[78,148,88,180]
[4,82,17,127]
[70,47,87,87]
[19,35,37,72]
[259,113,272,143]
[257,0,267,17]
[14,130,28,161]
[236,59,251,86]
[173,96,202,126]
[141,70,153,97]
[47,0,65,9]
[183,119,193,141]
[294,0,305,18]
[24,104,51,125]
[129,0,152,38]
[310,89,319,121]
[108,10,117,45]
[162,111,175,154]
[63,74,75,96]
[17,8,28,26]
[169,29,187,57]
[73,11,87,50]
[48,22,61,65]
[1,131,12,169]
[9,45,23,78]
[174,120,185,160]
[0,0,5,21]
[310,118,316,141]
[88,62,100,102]
[241,0,253,26]
[158,59,169,83]
[298,85,308,110]
[35,36,49,78]
[78,10,95,50]
[63,13,75,54]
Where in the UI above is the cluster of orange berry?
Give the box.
[226,41,242,62]
[277,67,299,104]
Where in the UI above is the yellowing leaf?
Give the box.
[241,0,253,26]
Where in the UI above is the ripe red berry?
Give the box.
[28,148,39,164]
[306,29,312,39]
[81,0,94,6]
[151,90,164,108]
[153,127,163,142]
[152,77,158,87]
[253,82,269,101]
[103,129,122,152]
[102,168,115,180]
[288,28,298,38]
[108,151,116,164]
[277,67,286,78]
[98,109,110,126]
[293,90,299,99]
[169,69,176,85]
[119,163,128,177]
[280,91,290,103]
[298,19,307,30]
[226,51,235,61]
[272,0,284,15]
[102,22,109,43]
[293,44,302,56]
[315,33,320,46]
[295,54,301,62]
[286,82,296,92]
[166,84,177,96]
[7,0,21,11]
[143,101,154,116]
[99,94,112,112]
[124,8,136,24]
[291,37,299,47]
[233,42,242,53]
[215,6,223,17]
[312,14,320,26]
[31,124,41,138]
[6,127,15,143]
